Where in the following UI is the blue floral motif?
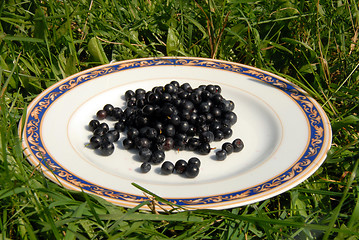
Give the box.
[24,57,329,207]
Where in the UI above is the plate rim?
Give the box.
[20,56,332,210]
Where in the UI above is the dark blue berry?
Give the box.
[89,135,102,149]
[100,141,114,156]
[89,119,100,131]
[188,157,201,168]
[151,150,165,164]
[175,159,187,174]
[232,138,244,152]
[96,109,107,120]
[222,142,234,154]
[216,149,227,160]
[123,138,134,149]
[139,148,152,162]
[140,162,151,173]
[185,164,199,178]
[222,127,233,139]
[161,161,174,175]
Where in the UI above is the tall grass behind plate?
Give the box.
[1,0,359,239]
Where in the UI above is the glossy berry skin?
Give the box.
[174,159,187,174]
[213,130,224,141]
[151,150,165,164]
[96,110,107,120]
[110,107,123,120]
[222,127,233,139]
[93,127,107,137]
[104,130,120,143]
[89,135,102,149]
[100,141,115,156]
[98,123,109,132]
[163,137,174,151]
[222,142,234,155]
[164,124,176,137]
[185,164,199,178]
[88,82,241,176]
[140,162,151,173]
[89,119,100,131]
[216,149,227,161]
[224,112,237,126]
[135,138,151,149]
[199,131,214,143]
[125,90,135,100]
[187,138,201,151]
[139,148,152,162]
[114,121,125,132]
[103,104,114,115]
[188,157,201,168]
[232,138,244,152]
[161,161,174,175]
[126,127,139,140]
[197,143,211,155]
[122,138,134,149]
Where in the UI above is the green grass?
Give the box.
[1,0,359,239]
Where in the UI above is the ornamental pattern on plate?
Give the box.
[24,58,326,206]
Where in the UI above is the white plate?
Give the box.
[20,57,332,210]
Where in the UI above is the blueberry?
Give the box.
[88,82,239,178]
[213,130,224,141]
[125,90,135,100]
[151,150,165,164]
[140,162,151,173]
[93,127,107,136]
[199,101,211,113]
[187,137,201,151]
[185,164,199,178]
[188,157,201,168]
[222,142,234,155]
[145,127,157,139]
[96,109,107,120]
[222,127,233,139]
[139,148,152,162]
[103,104,114,115]
[232,138,244,152]
[161,161,174,175]
[142,104,155,115]
[224,112,237,126]
[199,131,214,143]
[164,83,176,93]
[163,137,174,151]
[196,142,211,155]
[175,159,187,174]
[110,107,123,120]
[114,121,125,132]
[135,88,146,96]
[216,149,227,161]
[135,137,151,149]
[103,130,120,143]
[164,124,176,137]
[89,135,102,149]
[100,141,114,156]
[181,100,194,111]
[89,119,100,131]
[123,138,134,149]
[177,121,189,133]
[98,123,109,132]
[127,127,139,140]
[169,114,181,125]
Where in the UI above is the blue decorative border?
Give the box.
[23,57,329,207]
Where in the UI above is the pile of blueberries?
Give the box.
[87,81,244,178]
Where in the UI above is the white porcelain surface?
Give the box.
[21,57,332,210]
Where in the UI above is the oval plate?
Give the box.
[20,57,332,211]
